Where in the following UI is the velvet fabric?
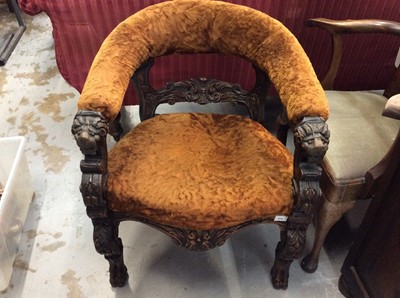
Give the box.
[108,113,293,230]
[77,0,329,125]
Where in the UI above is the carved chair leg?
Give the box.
[92,218,128,287]
[301,198,355,273]
[109,112,123,142]
[271,221,308,289]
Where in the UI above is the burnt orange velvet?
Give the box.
[108,113,293,230]
[78,0,329,124]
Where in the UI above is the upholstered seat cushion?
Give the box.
[321,90,399,203]
[107,113,294,230]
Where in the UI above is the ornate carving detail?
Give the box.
[284,221,308,259]
[275,220,309,261]
[93,219,128,287]
[152,78,258,105]
[292,117,329,216]
[93,219,121,255]
[132,59,266,122]
[271,219,308,289]
[72,110,110,219]
[270,118,329,289]
[80,173,108,219]
[294,116,329,162]
[72,110,109,155]
[140,218,258,251]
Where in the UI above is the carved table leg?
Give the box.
[92,219,128,287]
[301,198,355,273]
[271,220,308,289]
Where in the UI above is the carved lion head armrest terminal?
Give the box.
[292,117,330,217]
[72,110,109,156]
[72,110,110,218]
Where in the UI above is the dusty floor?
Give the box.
[0,5,351,297]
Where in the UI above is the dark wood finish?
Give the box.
[339,95,400,298]
[132,59,270,123]
[72,59,329,290]
[292,19,400,274]
[306,19,400,91]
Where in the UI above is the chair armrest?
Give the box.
[383,94,400,120]
[307,19,400,35]
[71,110,110,219]
[307,18,400,90]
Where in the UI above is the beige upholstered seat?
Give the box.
[322,91,399,203]
[108,113,293,230]
[299,18,400,273]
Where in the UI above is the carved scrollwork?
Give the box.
[139,218,256,251]
[72,110,109,155]
[132,59,268,122]
[153,78,258,105]
[92,218,128,287]
[93,219,122,255]
[80,173,106,207]
[285,222,308,259]
[271,220,308,289]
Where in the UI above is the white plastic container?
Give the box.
[0,137,33,291]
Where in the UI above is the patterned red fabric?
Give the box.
[19,0,400,105]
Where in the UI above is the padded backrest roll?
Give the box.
[78,0,329,124]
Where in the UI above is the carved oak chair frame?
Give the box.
[70,0,330,290]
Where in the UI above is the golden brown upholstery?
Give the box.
[108,113,293,230]
[78,0,328,125]
[71,0,330,289]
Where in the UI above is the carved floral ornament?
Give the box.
[145,77,258,106]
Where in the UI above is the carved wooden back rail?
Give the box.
[132,58,270,123]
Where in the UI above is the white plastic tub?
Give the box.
[0,136,33,291]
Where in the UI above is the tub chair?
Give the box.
[71,0,329,290]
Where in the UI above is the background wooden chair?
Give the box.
[298,18,400,273]
[71,0,330,290]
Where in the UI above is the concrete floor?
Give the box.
[0,5,351,297]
